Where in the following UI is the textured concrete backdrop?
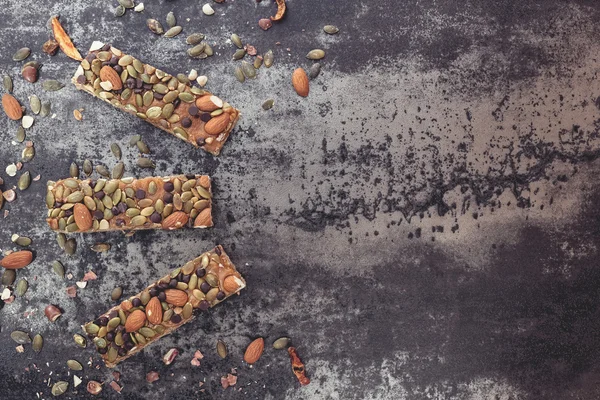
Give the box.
[1,0,600,399]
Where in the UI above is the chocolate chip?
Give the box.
[216,291,226,301]
[150,212,162,223]
[182,274,190,283]
[124,341,134,350]
[109,56,119,66]
[98,317,109,326]
[113,65,123,74]
[94,191,105,199]
[143,83,152,90]
[116,219,125,227]
[163,182,174,192]
[189,105,199,116]
[86,53,96,63]
[158,292,166,301]
[196,268,206,278]
[173,98,181,108]
[98,347,108,354]
[135,189,146,199]
[132,298,142,307]
[118,202,128,214]
[136,78,143,89]
[150,288,158,297]
[93,210,104,220]
[64,210,73,217]
[109,310,118,319]
[126,78,136,89]
[163,192,173,203]
[133,88,143,94]
[118,347,127,356]
[153,92,164,100]
[215,247,222,256]
[157,282,169,290]
[106,332,115,342]
[111,207,119,215]
[200,282,211,294]
[169,279,178,288]
[200,113,212,122]
[76,75,86,84]
[170,314,182,324]
[181,117,192,128]
[196,137,205,146]
[199,300,210,311]
[101,44,111,51]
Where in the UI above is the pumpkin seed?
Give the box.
[264,50,274,68]
[309,63,321,79]
[96,165,110,178]
[205,273,219,287]
[18,171,31,190]
[186,33,205,45]
[40,101,51,116]
[83,159,93,176]
[140,327,156,338]
[22,146,34,162]
[13,47,31,61]
[65,238,77,255]
[166,11,176,27]
[323,25,339,34]
[1,269,15,286]
[107,346,118,363]
[15,236,31,247]
[15,126,25,142]
[273,336,291,349]
[241,61,255,78]
[137,157,155,168]
[30,95,41,114]
[188,43,206,58]
[140,291,151,305]
[73,334,87,348]
[57,233,66,249]
[42,80,64,91]
[217,340,227,358]
[68,162,78,178]
[147,18,164,34]
[16,279,28,296]
[135,332,147,345]
[115,4,126,17]
[234,66,245,83]
[231,34,243,49]
[111,287,122,301]
[204,44,213,56]
[93,337,107,348]
[173,127,188,140]
[146,106,162,119]
[91,243,111,252]
[11,330,31,344]
[164,26,182,38]
[67,359,83,371]
[179,92,194,103]
[254,57,263,69]
[118,309,126,325]
[163,309,174,322]
[52,261,65,278]
[131,215,147,225]
[108,317,121,331]
[3,75,13,93]
[262,99,275,110]
[66,191,84,203]
[33,334,43,352]
[129,134,141,146]
[51,381,68,397]
[206,287,219,301]
[306,49,325,60]
[111,143,122,159]
[182,302,193,319]
[232,49,246,60]
[112,162,124,179]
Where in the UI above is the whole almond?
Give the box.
[195,95,222,112]
[99,66,123,90]
[2,94,23,120]
[125,309,146,332]
[244,338,265,364]
[146,296,163,325]
[1,250,33,269]
[292,68,309,97]
[164,289,188,307]
[204,113,229,135]
[193,208,212,228]
[223,275,244,293]
[161,211,189,230]
[73,203,93,231]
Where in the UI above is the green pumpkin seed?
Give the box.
[131,215,147,226]
[107,346,118,363]
[206,287,219,301]
[108,317,121,331]
[22,146,35,162]
[262,99,275,110]
[173,127,188,140]
[96,165,110,178]
[182,302,193,319]
[166,11,176,28]
[139,327,156,338]
[51,381,68,397]
[66,191,83,203]
[146,106,163,119]
[13,47,31,61]
[129,134,141,146]
[91,243,111,252]
[309,63,321,79]
[178,92,194,103]
[118,55,133,66]
[93,337,107,348]
[231,33,243,49]
[163,90,179,104]
[254,57,263,69]
[142,91,153,107]
[187,43,206,58]
[18,171,31,191]
[51,261,64,279]
[119,309,126,325]
[306,49,325,60]
[323,25,339,34]
[11,330,31,344]
[111,287,122,301]
[164,26,182,38]
[16,279,28,296]
[29,95,41,114]
[133,59,144,73]
[232,49,246,60]
[110,143,122,160]
[153,83,168,94]
[67,359,83,371]
[241,62,254,79]
[264,50,274,68]
[1,269,16,286]
[56,233,66,249]
[64,178,79,189]
[192,289,205,300]
[273,336,291,349]
[204,44,213,56]
[137,157,155,169]
[82,159,93,176]
[186,33,205,45]
[33,334,43,352]
[15,236,31,247]
[118,0,134,7]
[86,324,100,335]
[135,332,147,345]
[112,162,124,179]
[40,101,51,116]
[15,126,25,142]
[217,340,227,358]
[163,309,174,322]
[73,334,87,348]
[115,4,126,16]
[205,273,219,287]
[68,162,78,178]
[42,80,65,91]
[3,75,13,93]
[234,66,245,83]
[147,18,164,34]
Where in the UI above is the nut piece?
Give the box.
[163,348,179,365]
[124,309,146,332]
[204,113,230,136]
[99,66,123,90]
[1,250,33,269]
[2,94,23,120]
[244,337,265,364]
[193,208,213,228]
[223,275,244,293]
[73,203,93,231]
[292,68,309,97]
[164,289,188,307]
[87,380,103,395]
[145,296,163,325]
[195,95,222,112]
[44,304,62,322]
[161,211,189,230]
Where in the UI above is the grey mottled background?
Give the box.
[1,0,600,399]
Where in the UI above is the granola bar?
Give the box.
[72,42,240,156]
[82,246,246,367]
[46,175,213,233]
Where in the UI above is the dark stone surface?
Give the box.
[1,0,600,399]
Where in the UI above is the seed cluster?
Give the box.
[46,175,213,233]
[83,246,245,366]
[72,43,240,155]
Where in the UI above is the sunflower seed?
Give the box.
[15,126,25,142]
[231,34,243,49]
[15,236,32,247]
[1,270,15,286]
[323,25,339,34]
[3,75,13,93]
[67,359,83,371]
[234,66,245,83]
[12,47,31,61]
[306,49,325,60]
[110,143,122,160]
[83,159,93,176]
[18,171,31,190]
[186,33,205,45]
[309,63,321,79]
[137,157,155,168]
[129,134,141,146]
[65,238,77,255]
[264,50,274,68]
[217,340,227,358]
[52,261,65,278]
[147,19,164,34]
[11,330,31,344]
[166,11,176,28]
[96,165,110,178]
[40,101,51,117]
[164,26,182,38]
[42,80,65,91]
[33,334,43,352]
[51,381,68,397]
[114,4,126,17]
[118,0,134,8]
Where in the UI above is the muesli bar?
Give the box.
[82,246,246,367]
[46,175,213,233]
[72,41,240,156]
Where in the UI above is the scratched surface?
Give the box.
[1,0,600,399]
